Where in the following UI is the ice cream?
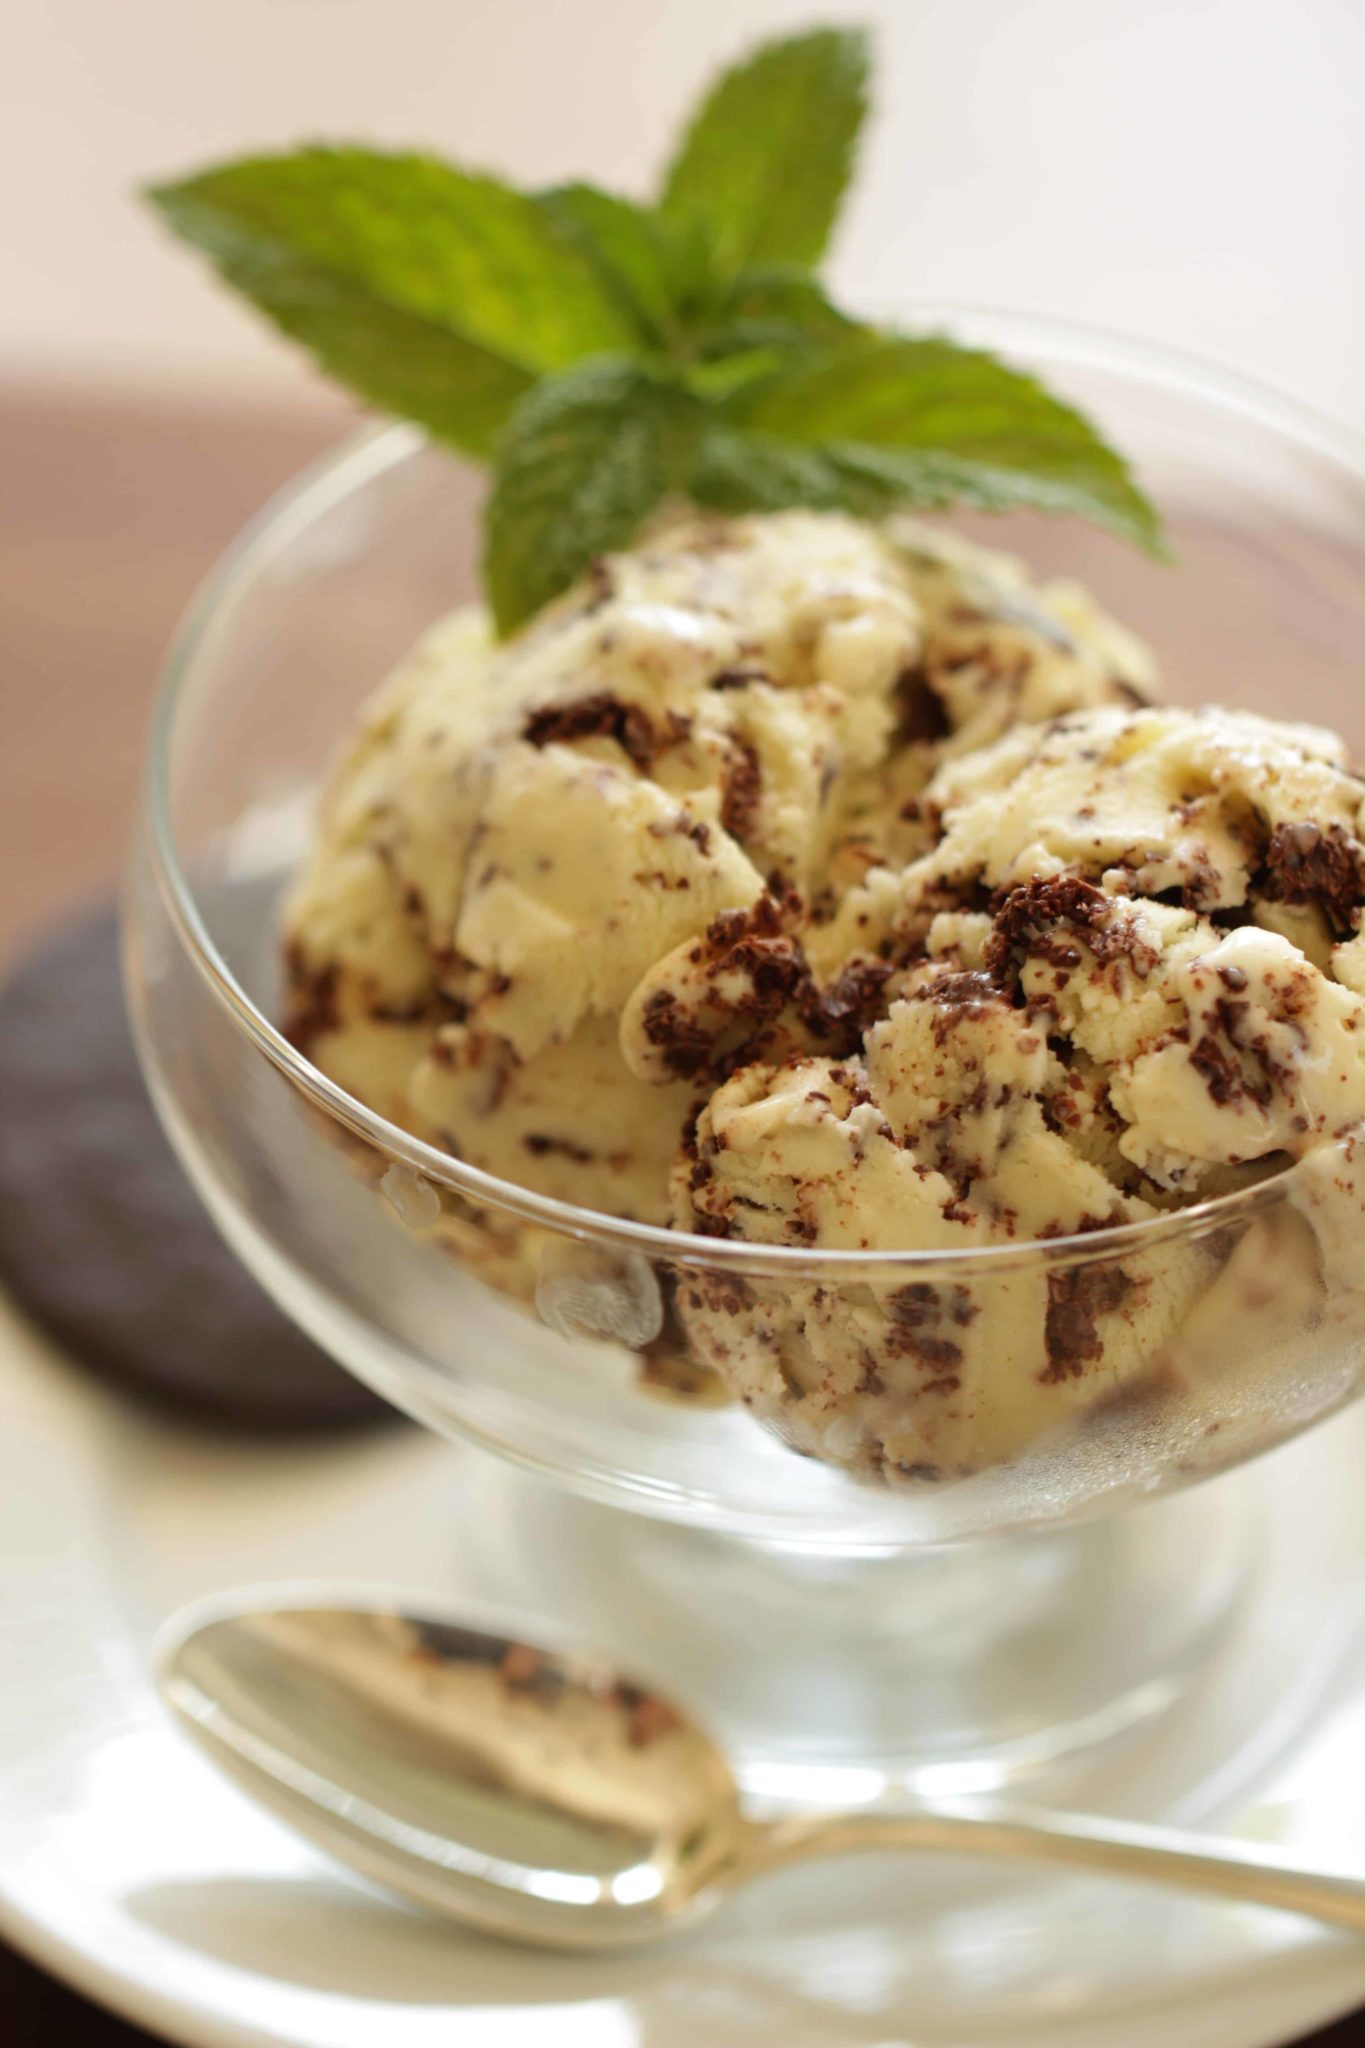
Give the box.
[284,513,1147,1218]
[283,509,1365,1483]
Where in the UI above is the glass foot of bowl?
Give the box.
[452,1451,1252,1803]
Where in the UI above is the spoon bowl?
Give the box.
[160,1590,749,1946]
[160,1589,1365,1950]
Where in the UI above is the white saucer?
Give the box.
[3,1293,1365,2048]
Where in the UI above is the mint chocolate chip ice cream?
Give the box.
[283,509,1365,1482]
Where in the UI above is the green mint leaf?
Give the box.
[690,423,873,514]
[817,441,1167,543]
[659,27,871,280]
[728,331,1167,553]
[685,347,793,404]
[147,149,639,460]
[689,269,858,374]
[708,267,858,345]
[689,424,1094,526]
[537,184,681,350]
[484,360,698,634]
[683,274,858,405]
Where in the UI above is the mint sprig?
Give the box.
[146,24,1167,635]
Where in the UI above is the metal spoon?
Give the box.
[159,1590,1365,1950]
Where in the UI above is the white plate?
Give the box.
[4,1294,1365,2048]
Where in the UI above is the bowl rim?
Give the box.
[140,304,1365,1279]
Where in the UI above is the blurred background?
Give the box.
[3,0,1363,957]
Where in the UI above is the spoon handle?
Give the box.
[742,1802,1365,1934]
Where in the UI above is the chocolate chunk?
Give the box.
[0,904,390,1430]
[1256,820,1365,936]
[800,953,894,1055]
[523,1133,594,1162]
[721,738,763,842]
[648,894,898,1089]
[1177,857,1221,914]
[640,987,717,1080]
[1186,1032,1244,1114]
[893,663,950,745]
[909,968,1003,1045]
[523,693,670,772]
[986,875,1158,988]
[851,1348,884,1394]
[648,812,711,854]
[884,1281,966,1374]
[1189,991,1286,1109]
[282,946,340,1058]
[1041,1261,1133,1381]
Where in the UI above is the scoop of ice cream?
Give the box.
[285,511,1145,1227]
[672,859,1365,1479]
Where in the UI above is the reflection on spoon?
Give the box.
[159,1590,1365,1950]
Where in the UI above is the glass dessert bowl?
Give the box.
[125,312,1365,1799]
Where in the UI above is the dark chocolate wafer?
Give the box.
[0,902,392,1430]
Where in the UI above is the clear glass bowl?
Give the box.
[124,312,1365,1794]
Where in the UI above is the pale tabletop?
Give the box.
[0,382,1361,2047]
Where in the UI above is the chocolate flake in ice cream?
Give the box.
[283,509,1365,1485]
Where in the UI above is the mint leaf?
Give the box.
[683,273,859,402]
[690,423,867,513]
[685,349,793,404]
[484,361,696,633]
[689,424,1095,526]
[706,268,857,347]
[148,233,531,463]
[537,184,681,350]
[689,270,858,376]
[660,27,871,279]
[148,150,639,460]
[729,332,1167,553]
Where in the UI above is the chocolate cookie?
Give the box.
[0,903,392,1430]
